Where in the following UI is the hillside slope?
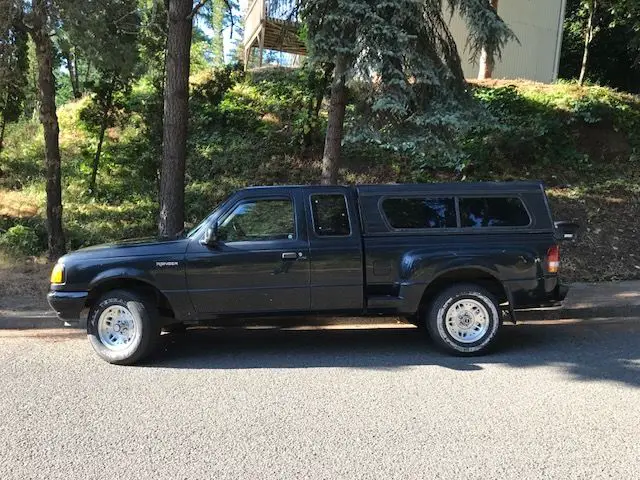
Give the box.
[0,68,639,284]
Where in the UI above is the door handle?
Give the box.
[281,252,299,260]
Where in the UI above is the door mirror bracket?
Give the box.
[200,223,219,247]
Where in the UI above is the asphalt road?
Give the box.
[1,319,639,480]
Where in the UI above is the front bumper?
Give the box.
[47,291,89,321]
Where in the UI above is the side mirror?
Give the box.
[554,221,580,243]
[200,223,219,247]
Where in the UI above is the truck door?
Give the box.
[304,187,364,312]
[185,190,311,315]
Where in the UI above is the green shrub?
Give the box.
[0,225,45,257]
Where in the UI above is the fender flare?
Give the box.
[86,269,181,322]
[404,264,516,323]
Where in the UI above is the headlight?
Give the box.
[50,264,65,284]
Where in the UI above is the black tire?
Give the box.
[425,283,502,355]
[87,289,161,365]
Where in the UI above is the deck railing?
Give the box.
[244,0,299,47]
[266,0,297,20]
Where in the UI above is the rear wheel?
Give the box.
[87,289,160,365]
[425,283,502,355]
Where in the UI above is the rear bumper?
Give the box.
[507,278,568,309]
[557,284,569,303]
[47,291,88,321]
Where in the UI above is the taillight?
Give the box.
[546,245,560,273]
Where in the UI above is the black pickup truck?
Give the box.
[48,182,575,365]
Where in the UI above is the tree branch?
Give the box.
[185,0,234,38]
[187,0,208,20]
[224,0,234,39]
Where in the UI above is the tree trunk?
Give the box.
[64,50,80,99]
[30,0,66,260]
[579,0,596,86]
[158,0,193,237]
[89,82,114,195]
[83,61,91,87]
[478,0,499,80]
[321,56,348,185]
[73,50,80,96]
[0,116,6,154]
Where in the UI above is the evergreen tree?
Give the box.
[159,0,235,238]
[561,0,640,89]
[210,0,225,66]
[24,0,67,259]
[296,0,515,184]
[477,0,500,79]
[159,0,194,238]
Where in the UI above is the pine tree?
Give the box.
[158,0,234,238]
[159,0,194,238]
[478,0,500,79]
[210,0,225,65]
[288,0,516,183]
[25,0,67,259]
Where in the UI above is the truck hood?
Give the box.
[59,237,190,262]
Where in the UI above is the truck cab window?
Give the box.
[311,194,351,236]
[219,198,295,242]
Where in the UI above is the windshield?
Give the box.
[186,202,222,238]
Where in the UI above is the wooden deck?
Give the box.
[243,0,306,68]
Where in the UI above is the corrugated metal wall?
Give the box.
[447,0,566,83]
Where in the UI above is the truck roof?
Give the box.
[239,181,545,195]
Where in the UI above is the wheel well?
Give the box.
[418,269,508,312]
[86,278,175,319]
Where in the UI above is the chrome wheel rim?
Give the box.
[97,305,138,351]
[444,299,490,344]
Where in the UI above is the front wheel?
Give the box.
[87,290,160,365]
[425,284,502,355]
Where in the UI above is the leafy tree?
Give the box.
[60,0,141,195]
[0,4,28,152]
[191,25,216,73]
[563,0,640,87]
[138,0,169,178]
[296,0,515,184]
[56,31,81,99]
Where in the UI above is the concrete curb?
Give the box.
[518,280,640,321]
[516,305,640,321]
[0,310,62,329]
